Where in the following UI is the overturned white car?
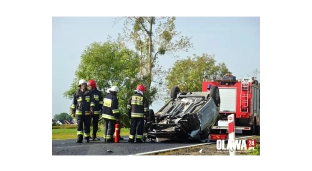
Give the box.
[146,86,220,142]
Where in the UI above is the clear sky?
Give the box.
[52,17,260,118]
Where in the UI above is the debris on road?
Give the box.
[199,149,204,153]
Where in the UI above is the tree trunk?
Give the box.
[147,17,153,91]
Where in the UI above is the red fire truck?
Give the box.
[202,74,260,140]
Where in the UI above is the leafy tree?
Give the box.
[115,17,193,101]
[53,112,72,121]
[166,53,232,92]
[63,41,154,128]
[53,114,58,120]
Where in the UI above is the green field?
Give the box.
[52,125,130,140]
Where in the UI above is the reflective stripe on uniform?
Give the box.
[131,100,143,106]
[90,102,95,106]
[131,113,144,118]
[76,110,90,115]
[144,108,148,112]
[102,114,116,120]
[112,109,119,114]
[129,135,134,139]
[94,111,99,114]
[70,104,75,109]
[127,105,131,109]
[105,135,112,139]
[99,101,103,104]
[77,131,83,135]
[77,97,82,102]
[86,96,90,102]
[94,95,99,101]
[84,133,90,137]
[131,96,143,105]
[136,135,143,139]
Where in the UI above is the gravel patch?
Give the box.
[145,136,260,156]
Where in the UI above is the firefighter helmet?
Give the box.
[109,86,119,93]
[88,79,96,89]
[106,88,111,93]
[136,84,145,92]
[78,79,87,87]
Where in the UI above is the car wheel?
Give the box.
[210,86,220,107]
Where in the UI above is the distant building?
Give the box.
[55,119,75,125]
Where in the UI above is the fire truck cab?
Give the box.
[202,74,260,141]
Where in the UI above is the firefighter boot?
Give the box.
[91,137,100,141]
[107,138,114,143]
[128,138,134,143]
[136,139,143,143]
[85,136,90,143]
[76,135,83,143]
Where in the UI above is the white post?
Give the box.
[228,114,235,156]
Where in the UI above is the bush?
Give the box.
[249,144,260,155]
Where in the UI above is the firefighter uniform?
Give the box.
[71,79,95,143]
[127,84,149,143]
[88,80,103,141]
[105,88,124,140]
[101,86,120,143]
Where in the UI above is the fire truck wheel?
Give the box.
[170,86,180,99]
[210,86,220,107]
[242,129,252,135]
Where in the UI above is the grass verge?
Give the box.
[52,125,129,140]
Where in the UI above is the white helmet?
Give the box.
[109,86,119,93]
[106,88,111,93]
[78,79,87,87]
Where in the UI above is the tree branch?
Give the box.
[139,19,150,35]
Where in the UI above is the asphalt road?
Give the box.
[52,134,251,155]
[52,136,202,155]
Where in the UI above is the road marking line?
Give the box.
[132,143,212,155]
[132,135,256,155]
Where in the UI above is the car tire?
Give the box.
[210,86,220,107]
[170,86,180,99]
[148,109,155,123]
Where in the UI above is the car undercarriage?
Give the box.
[145,86,220,142]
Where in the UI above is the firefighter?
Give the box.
[101,86,120,143]
[87,79,103,141]
[105,88,124,140]
[127,84,149,143]
[70,79,95,143]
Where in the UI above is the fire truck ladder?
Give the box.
[240,83,249,112]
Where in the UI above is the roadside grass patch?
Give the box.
[52,125,130,140]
